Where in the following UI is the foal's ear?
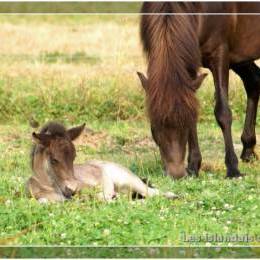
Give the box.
[67,123,85,141]
[137,71,148,91]
[32,132,52,146]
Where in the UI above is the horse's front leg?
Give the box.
[187,122,202,177]
[209,45,242,178]
[232,62,260,162]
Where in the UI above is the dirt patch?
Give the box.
[73,128,115,149]
[128,137,156,149]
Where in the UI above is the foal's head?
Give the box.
[31,122,85,198]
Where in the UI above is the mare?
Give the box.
[138,2,260,179]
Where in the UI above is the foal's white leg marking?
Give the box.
[146,187,178,199]
[101,174,116,201]
[38,198,49,204]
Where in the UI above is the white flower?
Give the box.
[103,229,110,236]
[224,203,229,209]
[5,199,12,206]
[224,226,229,231]
[61,233,66,238]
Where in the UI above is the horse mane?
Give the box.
[141,2,202,128]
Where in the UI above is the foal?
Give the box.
[26,122,178,203]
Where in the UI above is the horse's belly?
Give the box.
[230,16,260,63]
[230,37,260,64]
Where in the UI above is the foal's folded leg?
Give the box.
[128,175,178,199]
[38,192,65,203]
[100,175,116,202]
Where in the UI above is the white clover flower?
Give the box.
[224,226,229,231]
[248,195,253,200]
[5,199,12,206]
[224,203,229,209]
[103,229,110,236]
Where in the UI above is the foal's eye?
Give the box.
[50,158,59,165]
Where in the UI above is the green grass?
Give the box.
[0,14,259,252]
[0,121,259,247]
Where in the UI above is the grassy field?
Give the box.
[0,15,259,251]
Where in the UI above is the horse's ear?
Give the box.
[192,73,208,90]
[137,71,148,91]
[67,123,85,141]
[32,132,52,146]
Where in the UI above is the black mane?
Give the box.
[40,121,67,137]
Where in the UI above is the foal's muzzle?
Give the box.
[63,186,76,199]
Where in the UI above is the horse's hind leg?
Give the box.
[232,62,260,162]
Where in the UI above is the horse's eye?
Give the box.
[50,158,59,165]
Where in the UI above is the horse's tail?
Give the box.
[140,3,206,127]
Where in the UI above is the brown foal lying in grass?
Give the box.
[26,122,178,203]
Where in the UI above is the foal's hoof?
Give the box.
[241,149,258,163]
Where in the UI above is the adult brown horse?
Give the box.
[138,2,260,179]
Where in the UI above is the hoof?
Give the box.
[226,168,245,179]
[241,149,258,163]
[186,168,199,177]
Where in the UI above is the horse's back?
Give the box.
[199,3,260,64]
